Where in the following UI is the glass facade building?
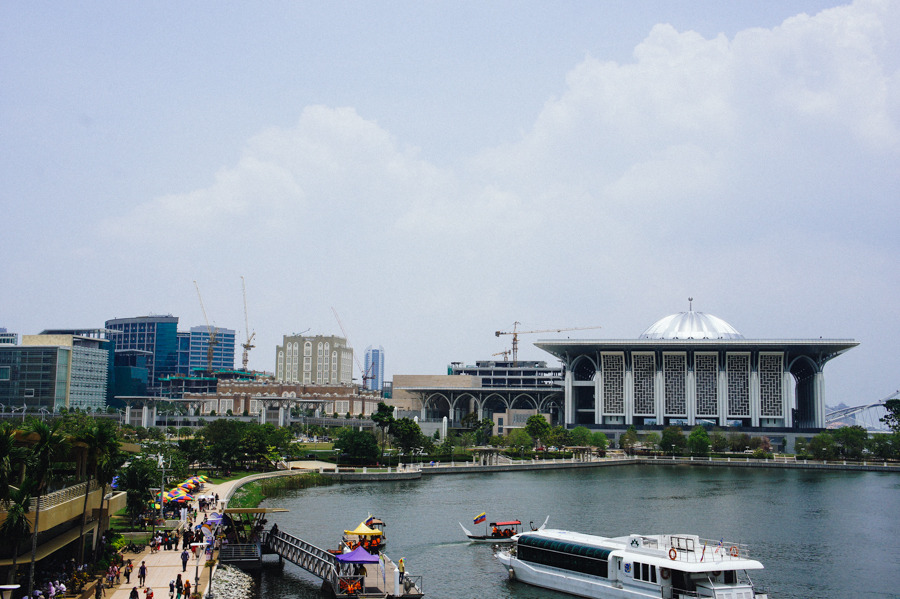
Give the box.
[105,315,179,395]
[188,326,235,372]
[365,345,385,391]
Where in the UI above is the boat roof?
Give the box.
[520,529,764,573]
[491,521,522,526]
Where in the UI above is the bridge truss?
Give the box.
[825,390,899,433]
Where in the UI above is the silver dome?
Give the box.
[639,311,744,340]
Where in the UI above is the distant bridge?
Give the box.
[825,390,898,433]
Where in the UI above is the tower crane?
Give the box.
[193,280,218,373]
[331,307,375,389]
[495,322,602,366]
[240,276,255,371]
[492,350,512,361]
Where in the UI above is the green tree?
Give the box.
[23,419,70,596]
[524,415,551,446]
[660,426,686,456]
[687,426,710,456]
[120,456,159,524]
[474,418,495,445]
[880,398,900,433]
[333,429,379,463]
[506,428,533,457]
[546,426,572,449]
[0,421,18,502]
[370,402,395,459]
[590,432,608,454]
[831,426,868,460]
[620,426,638,454]
[729,433,752,453]
[1,480,33,584]
[72,418,120,563]
[710,430,729,453]
[643,432,661,453]
[808,431,837,460]
[570,426,592,446]
[390,418,426,454]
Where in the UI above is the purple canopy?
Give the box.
[335,546,380,564]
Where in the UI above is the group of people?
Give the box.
[491,526,516,538]
[125,576,190,599]
[149,530,181,553]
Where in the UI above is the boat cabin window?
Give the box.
[633,561,657,583]
[724,570,737,584]
[517,535,611,578]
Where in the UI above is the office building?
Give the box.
[275,334,353,385]
[364,345,385,391]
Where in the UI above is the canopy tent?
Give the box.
[344,522,382,536]
[335,546,380,564]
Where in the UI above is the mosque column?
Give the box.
[624,356,634,426]
[278,404,286,427]
[813,371,826,428]
[686,359,695,426]
[784,371,794,427]
[124,404,132,427]
[564,370,574,426]
[655,364,664,425]
[750,359,760,427]
[718,360,728,427]
[594,372,602,425]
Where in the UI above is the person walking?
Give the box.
[182,580,190,599]
[129,588,139,599]
[181,549,190,572]
[168,580,175,599]
[138,561,147,587]
[398,557,405,583]
[124,560,133,584]
[175,575,183,599]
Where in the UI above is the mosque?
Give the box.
[535,302,858,432]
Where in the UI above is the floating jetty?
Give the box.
[217,509,423,598]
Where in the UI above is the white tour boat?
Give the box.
[497,528,768,599]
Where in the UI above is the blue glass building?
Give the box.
[105,315,179,395]
[365,345,384,391]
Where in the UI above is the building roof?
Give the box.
[639,310,744,340]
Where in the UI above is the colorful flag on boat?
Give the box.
[700,542,706,562]
[365,515,374,526]
[474,512,486,524]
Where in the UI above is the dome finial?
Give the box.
[688,297,693,311]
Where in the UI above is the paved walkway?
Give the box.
[106,462,330,599]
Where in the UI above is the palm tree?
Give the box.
[0,421,17,502]
[23,419,70,596]
[1,480,33,584]
[74,419,120,563]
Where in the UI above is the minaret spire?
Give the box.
[688,297,693,311]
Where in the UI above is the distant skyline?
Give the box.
[2,1,898,408]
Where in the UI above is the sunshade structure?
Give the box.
[335,546,380,564]
[344,522,382,536]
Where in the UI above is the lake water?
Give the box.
[251,465,899,598]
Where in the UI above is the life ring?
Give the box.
[712,571,722,577]
[729,546,739,557]
[660,567,670,580]
[668,548,677,560]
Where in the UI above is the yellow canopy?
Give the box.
[344,522,383,536]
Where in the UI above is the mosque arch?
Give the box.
[423,393,451,421]
[788,354,821,428]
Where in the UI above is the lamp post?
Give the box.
[671,444,676,460]
[39,407,49,421]
[190,541,206,598]
[12,404,26,422]
[0,584,21,599]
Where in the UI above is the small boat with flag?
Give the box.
[338,518,386,554]
[459,513,549,543]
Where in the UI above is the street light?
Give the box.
[12,404,26,422]
[39,407,49,421]
[0,584,21,599]
[671,444,676,460]
[190,541,207,598]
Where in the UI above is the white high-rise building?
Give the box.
[275,334,353,385]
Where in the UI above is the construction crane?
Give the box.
[492,350,512,361]
[331,307,375,389]
[495,322,603,366]
[193,280,218,373]
[240,276,255,371]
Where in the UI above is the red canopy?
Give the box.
[491,520,521,526]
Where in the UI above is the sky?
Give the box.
[2,1,898,408]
